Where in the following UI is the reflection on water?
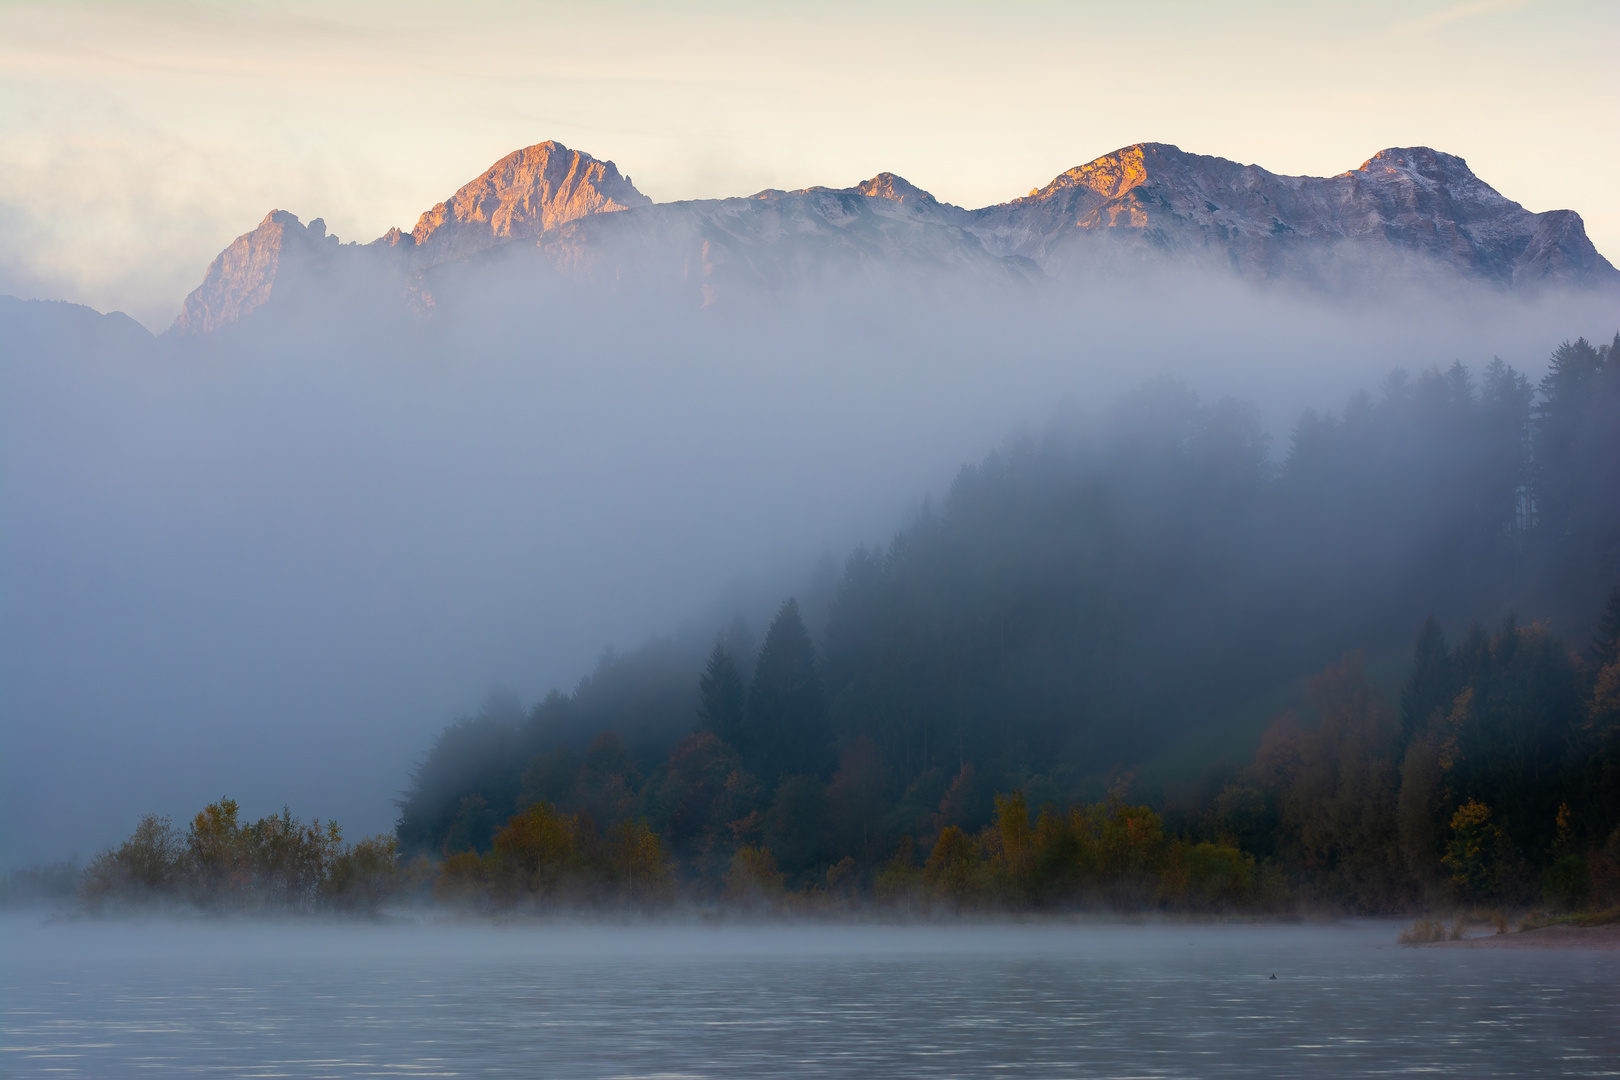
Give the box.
[1,918,1615,1078]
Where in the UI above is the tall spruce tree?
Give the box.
[1534,337,1620,601]
[696,643,748,750]
[1400,616,1455,743]
[1592,586,1620,668]
[746,599,834,781]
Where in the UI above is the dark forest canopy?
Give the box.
[396,335,1620,912]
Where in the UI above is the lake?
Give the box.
[1,916,1615,1078]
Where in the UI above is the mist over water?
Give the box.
[1,270,1615,865]
[2,917,1615,1078]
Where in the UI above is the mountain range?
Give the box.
[170,140,1619,334]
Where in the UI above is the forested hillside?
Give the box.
[396,335,1620,911]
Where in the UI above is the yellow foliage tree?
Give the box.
[603,819,672,901]
[923,825,979,897]
[488,801,586,899]
[993,790,1032,878]
[725,844,785,901]
[1441,798,1502,901]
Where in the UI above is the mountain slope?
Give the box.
[2,295,154,355]
[495,186,1036,304]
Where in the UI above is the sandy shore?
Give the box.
[1426,924,1620,950]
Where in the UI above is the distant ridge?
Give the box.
[170,140,1620,334]
[967,143,1615,284]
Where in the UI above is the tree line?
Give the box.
[78,799,403,913]
[391,334,1620,913]
[68,335,1617,915]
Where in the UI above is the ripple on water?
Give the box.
[1,920,1617,1078]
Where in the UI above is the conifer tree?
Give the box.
[1400,616,1455,742]
[696,643,748,750]
[745,599,834,781]
[1592,587,1620,668]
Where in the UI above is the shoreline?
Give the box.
[1421,924,1620,950]
[9,905,1620,948]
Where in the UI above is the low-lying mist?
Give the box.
[1,267,1614,866]
[11,912,1615,1079]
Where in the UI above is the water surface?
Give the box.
[2,916,1615,1078]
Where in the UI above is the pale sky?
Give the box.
[2,0,1616,329]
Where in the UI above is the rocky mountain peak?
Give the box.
[850,173,940,208]
[172,209,341,334]
[1023,143,1186,205]
[375,226,414,248]
[1357,146,1468,176]
[1348,147,1512,208]
[405,141,650,266]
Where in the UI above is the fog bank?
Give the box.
[1,272,1614,865]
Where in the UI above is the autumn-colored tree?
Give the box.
[1091,801,1166,907]
[1279,653,1411,911]
[487,800,585,900]
[602,818,672,901]
[874,836,923,902]
[243,808,344,907]
[82,800,400,913]
[725,845,785,902]
[1161,842,1255,910]
[923,825,979,898]
[79,814,182,908]
[924,762,977,852]
[1205,783,1277,859]
[187,797,246,896]
[1541,801,1591,909]
[580,731,639,827]
[441,800,671,907]
[434,849,489,903]
[992,790,1033,881]
[323,834,404,912]
[642,730,758,871]
[825,856,858,896]
[1441,799,1503,902]
[1028,805,1084,896]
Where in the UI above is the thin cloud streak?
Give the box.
[1395,0,1539,33]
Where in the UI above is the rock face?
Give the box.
[170,140,1617,333]
[401,141,651,267]
[173,142,650,332]
[513,185,1033,302]
[173,211,342,334]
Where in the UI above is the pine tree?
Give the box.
[745,598,834,781]
[1400,616,1455,742]
[1592,587,1620,668]
[696,643,747,750]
